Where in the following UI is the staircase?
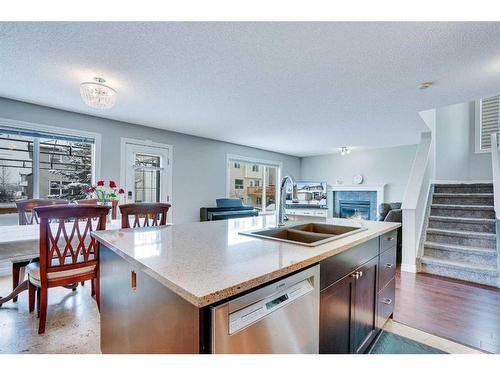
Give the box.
[421,183,500,287]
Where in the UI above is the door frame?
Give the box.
[225,153,282,214]
[120,137,173,218]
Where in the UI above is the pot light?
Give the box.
[340,147,350,156]
[80,77,117,109]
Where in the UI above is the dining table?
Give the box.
[0,219,121,306]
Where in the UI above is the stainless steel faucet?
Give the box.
[278,175,298,226]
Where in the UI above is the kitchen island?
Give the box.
[92,216,400,354]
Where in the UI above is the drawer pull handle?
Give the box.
[386,236,394,242]
[131,271,137,290]
[385,263,393,268]
[381,298,392,305]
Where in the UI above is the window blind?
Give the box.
[480,95,500,150]
[0,125,95,144]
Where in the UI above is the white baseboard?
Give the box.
[400,263,417,273]
[431,179,493,184]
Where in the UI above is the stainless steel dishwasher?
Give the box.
[211,265,320,354]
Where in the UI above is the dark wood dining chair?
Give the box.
[27,204,109,334]
[16,199,68,225]
[119,203,171,229]
[10,199,68,303]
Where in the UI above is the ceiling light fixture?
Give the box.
[340,147,350,156]
[80,77,117,109]
[418,81,434,90]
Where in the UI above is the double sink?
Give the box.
[240,222,367,247]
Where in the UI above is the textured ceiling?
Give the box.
[1,22,500,156]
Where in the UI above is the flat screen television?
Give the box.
[285,180,328,208]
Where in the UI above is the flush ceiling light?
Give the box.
[80,77,117,109]
[340,147,350,156]
[418,81,434,90]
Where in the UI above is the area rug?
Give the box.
[369,331,447,354]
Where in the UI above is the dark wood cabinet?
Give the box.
[352,257,378,353]
[320,256,378,354]
[319,273,354,354]
[319,231,397,354]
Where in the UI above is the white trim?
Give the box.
[0,117,102,192]
[120,137,174,218]
[400,263,417,273]
[474,99,486,154]
[225,154,283,214]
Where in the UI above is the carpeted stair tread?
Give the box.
[428,216,496,223]
[431,204,494,210]
[424,241,497,255]
[421,256,498,274]
[426,227,496,239]
[432,193,494,198]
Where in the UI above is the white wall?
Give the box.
[435,101,492,181]
[300,144,417,203]
[0,98,301,223]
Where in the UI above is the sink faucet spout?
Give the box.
[278,175,298,226]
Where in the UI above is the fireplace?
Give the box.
[339,200,371,220]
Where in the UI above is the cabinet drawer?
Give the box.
[380,230,397,252]
[320,238,378,290]
[377,278,395,330]
[378,246,396,291]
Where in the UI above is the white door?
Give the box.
[123,141,171,204]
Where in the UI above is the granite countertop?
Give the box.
[91,216,400,308]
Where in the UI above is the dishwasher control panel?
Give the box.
[228,279,314,335]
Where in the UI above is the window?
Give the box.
[49,180,71,197]
[134,154,161,203]
[227,156,280,214]
[478,95,500,151]
[235,179,244,189]
[0,125,95,204]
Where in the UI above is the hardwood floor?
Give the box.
[394,269,500,353]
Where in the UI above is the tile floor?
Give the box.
[0,276,99,353]
[0,275,485,354]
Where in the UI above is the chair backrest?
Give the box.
[34,205,109,282]
[119,203,171,229]
[15,199,68,225]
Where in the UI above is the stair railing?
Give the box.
[490,133,500,220]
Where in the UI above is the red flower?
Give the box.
[96,180,104,187]
[109,180,117,188]
[82,186,89,193]
[89,187,95,193]
[118,188,125,194]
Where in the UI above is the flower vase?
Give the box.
[98,201,113,223]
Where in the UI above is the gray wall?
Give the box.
[435,101,492,181]
[0,97,301,223]
[300,144,418,203]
